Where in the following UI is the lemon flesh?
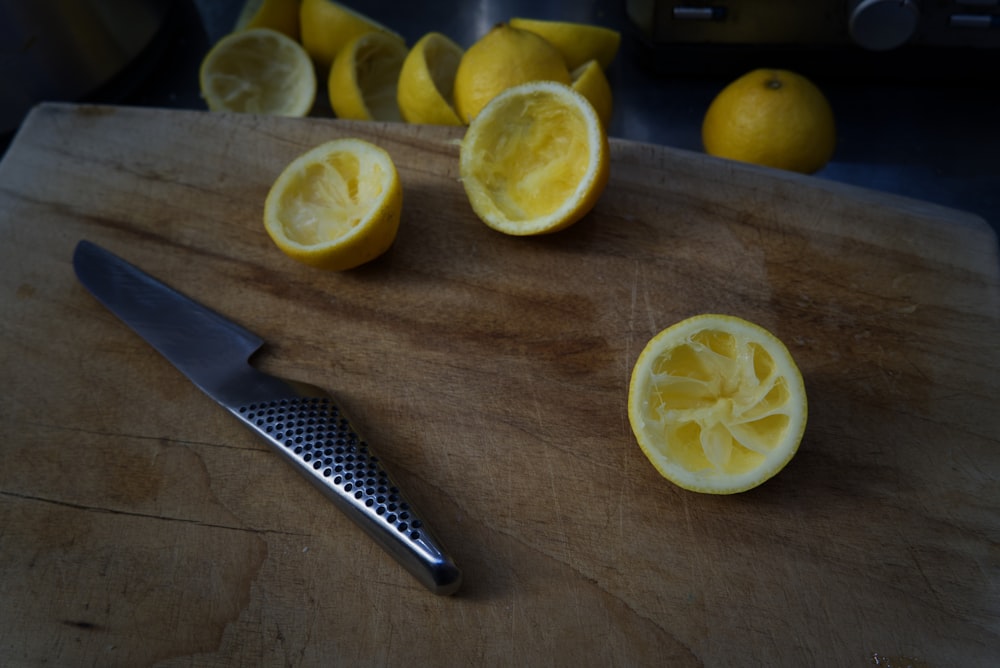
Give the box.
[460,81,609,236]
[474,98,587,219]
[628,314,807,494]
[276,153,385,244]
[264,139,402,271]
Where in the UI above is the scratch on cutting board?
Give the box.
[545,454,566,544]
[906,545,947,612]
[629,259,659,335]
[0,489,307,538]
[617,447,628,545]
[622,259,651,391]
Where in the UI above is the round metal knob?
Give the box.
[849,0,921,51]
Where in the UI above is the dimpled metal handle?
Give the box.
[229,388,461,596]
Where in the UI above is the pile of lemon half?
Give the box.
[228,1,620,271]
[205,2,812,498]
[199,0,620,128]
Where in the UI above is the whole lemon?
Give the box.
[702,69,836,174]
[453,23,571,124]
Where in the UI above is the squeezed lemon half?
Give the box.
[509,17,621,70]
[397,32,464,126]
[459,81,609,236]
[263,138,402,271]
[328,31,408,121]
[199,27,316,116]
[571,59,613,129]
[628,314,808,494]
[299,0,402,70]
[233,0,300,40]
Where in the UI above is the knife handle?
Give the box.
[227,387,461,595]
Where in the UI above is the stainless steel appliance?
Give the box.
[626,0,999,79]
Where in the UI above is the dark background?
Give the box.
[6,0,999,240]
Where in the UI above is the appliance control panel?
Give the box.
[627,0,1000,51]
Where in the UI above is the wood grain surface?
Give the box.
[1,103,998,666]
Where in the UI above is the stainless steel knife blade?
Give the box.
[72,240,461,595]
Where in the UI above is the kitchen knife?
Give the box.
[72,240,461,595]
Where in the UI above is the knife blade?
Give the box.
[72,240,461,595]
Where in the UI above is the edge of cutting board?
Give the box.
[5,102,998,280]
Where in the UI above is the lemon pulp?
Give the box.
[275,153,387,246]
[477,98,588,220]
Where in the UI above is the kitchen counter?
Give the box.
[6,0,997,241]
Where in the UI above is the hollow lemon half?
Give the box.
[628,314,808,494]
[459,81,609,236]
[571,59,613,129]
[397,32,464,126]
[263,138,402,271]
[233,0,300,40]
[509,17,621,70]
[299,0,402,70]
[199,27,316,116]
[328,31,408,121]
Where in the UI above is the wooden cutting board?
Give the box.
[1,103,997,666]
